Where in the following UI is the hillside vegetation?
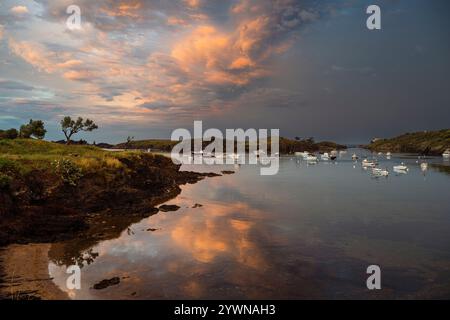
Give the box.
[114,137,346,154]
[0,139,214,245]
[367,129,450,155]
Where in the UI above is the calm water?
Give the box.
[48,149,450,299]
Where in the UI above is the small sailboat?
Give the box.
[420,162,428,171]
[260,157,271,165]
[227,153,240,161]
[362,159,377,167]
[443,149,450,159]
[393,162,409,173]
[253,150,266,157]
[372,168,389,176]
[193,150,204,156]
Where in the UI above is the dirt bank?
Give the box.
[0,153,220,246]
[0,153,221,299]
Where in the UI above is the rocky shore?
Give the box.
[0,153,220,246]
[0,148,222,299]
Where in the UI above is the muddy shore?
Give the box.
[0,153,220,299]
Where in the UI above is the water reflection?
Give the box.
[48,149,450,299]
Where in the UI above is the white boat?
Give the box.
[302,152,310,160]
[420,162,428,171]
[362,159,376,167]
[321,153,330,161]
[306,155,318,162]
[227,153,240,160]
[443,149,450,158]
[253,150,266,157]
[386,152,392,157]
[372,168,389,176]
[260,155,278,164]
[393,163,409,172]
[295,152,303,156]
[377,152,383,156]
[352,154,359,160]
[330,150,338,157]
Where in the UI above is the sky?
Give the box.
[0,0,449,144]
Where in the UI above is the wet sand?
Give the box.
[0,244,68,300]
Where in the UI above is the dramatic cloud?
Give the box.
[10,5,29,15]
[2,0,447,142]
[1,0,323,133]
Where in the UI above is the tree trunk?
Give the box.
[63,131,72,145]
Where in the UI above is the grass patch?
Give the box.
[0,139,138,174]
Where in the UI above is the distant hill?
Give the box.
[114,139,178,151]
[113,137,346,154]
[366,129,450,155]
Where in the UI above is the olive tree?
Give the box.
[61,116,98,144]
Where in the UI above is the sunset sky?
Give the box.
[0,0,449,143]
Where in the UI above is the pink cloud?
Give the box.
[10,6,29,15]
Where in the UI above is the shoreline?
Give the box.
[0,170,220,300]
[0,144,222,299]
[0,244,69,300]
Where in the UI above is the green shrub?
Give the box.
[20,119,46,139]
[0,128,19,139]
[52,158,83,186]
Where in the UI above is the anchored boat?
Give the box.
[321,153,330,161]
[393,163,409,173]
[362,159,377,167]
[372,168,389,176]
